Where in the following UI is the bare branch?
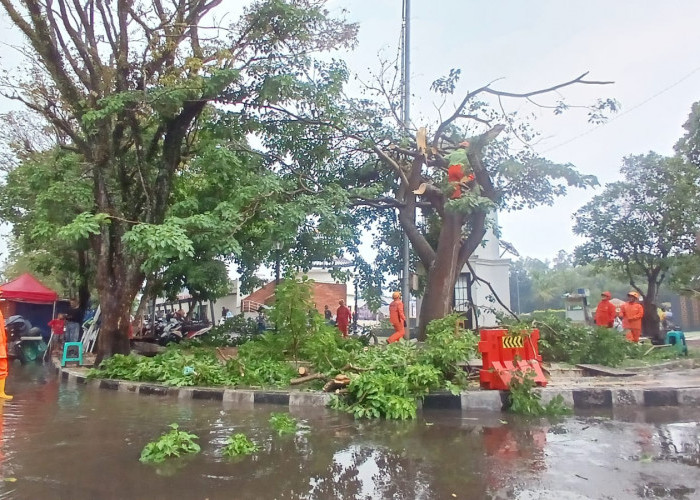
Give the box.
[465,260,519,320]
[432,72,613,148]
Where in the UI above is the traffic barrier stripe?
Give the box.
[502,336,524,348]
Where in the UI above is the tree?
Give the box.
[0,0,357,361]
[272,67,613,338]
[676,100,700,168]
[0,142,94,306]
[573,152,700,339]
[509,253,639,314]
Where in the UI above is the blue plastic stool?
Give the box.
[665,331,688,356]
[61,342,84,367]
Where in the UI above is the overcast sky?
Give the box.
[1,1,700,264]
[331,0,700,260]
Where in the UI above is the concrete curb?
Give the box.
[54,363,700,412]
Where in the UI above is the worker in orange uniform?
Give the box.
[387,291,406,344]
[594,291,617,328]
[0,310,13,400]
[335,300,351,338]
[620,291,644,342]
[447,164,475,199]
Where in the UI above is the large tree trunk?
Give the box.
[642,280,662,343]
[417,213,464,340]
[93,220,144,365]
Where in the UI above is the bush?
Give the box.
[140,424,200,463]
[268,413,298,435]
[331,317,471,420]
[508,371,571,416]
[419,313,479,381]
[222,433,258,457]
[507,313,637,367]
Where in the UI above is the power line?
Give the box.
[540,65,700,153]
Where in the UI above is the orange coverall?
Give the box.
[336,305,351,337]
[0,310,8,379]
[594,299,617,327]
[387,299,406,343]
[620,302,644,342]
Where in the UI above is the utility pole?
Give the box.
[400,0,411,339]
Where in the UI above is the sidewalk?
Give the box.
[54,356,700,413]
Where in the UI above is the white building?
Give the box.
[453,213,511,328]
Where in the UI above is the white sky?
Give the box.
[1,1,700,263]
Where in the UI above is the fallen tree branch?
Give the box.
[290,372,326,385]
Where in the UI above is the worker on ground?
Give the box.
[594,291,616,328]
[387,291,406,344]
[335,300,351,338]
[620,291,644,343]
[0,310,13,400]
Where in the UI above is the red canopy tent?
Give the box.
[0,274,60,341]
[0,273,58,303]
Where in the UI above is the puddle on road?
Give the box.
[0,365,699,499]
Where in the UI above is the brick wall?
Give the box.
[241,281,347,314]
[313,283,347,314]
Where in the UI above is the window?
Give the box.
[453,272,474,329]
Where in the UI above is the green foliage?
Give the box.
[676,100,700,168]
[222,433,258,457]
[502,312,639,367]
[298,325,363,374]
[268,413,298,436]
[89,312,479,421]
[139,424,201,463]
[123,220,195,272]
[89,342,297,388]
[184,315,259,348]
[57,212,111,241]
[231,357,296,388]
[507,371,571,417]
[331,340,443,420]
[89,349,236,387]
[419,313,479,380]
[269,276,319,359]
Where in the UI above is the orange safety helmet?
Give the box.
[627,291,640,299]
[601,291,612,298]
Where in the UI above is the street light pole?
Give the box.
[400,0,411,340]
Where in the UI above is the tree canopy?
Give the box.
[573,152,700,337]
[0,0,358,361]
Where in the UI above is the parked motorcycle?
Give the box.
[139,315,213,346]
[5,315,47,364]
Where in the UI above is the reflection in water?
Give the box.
[0,365,699,499]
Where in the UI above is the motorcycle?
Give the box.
[5,315,47,364]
